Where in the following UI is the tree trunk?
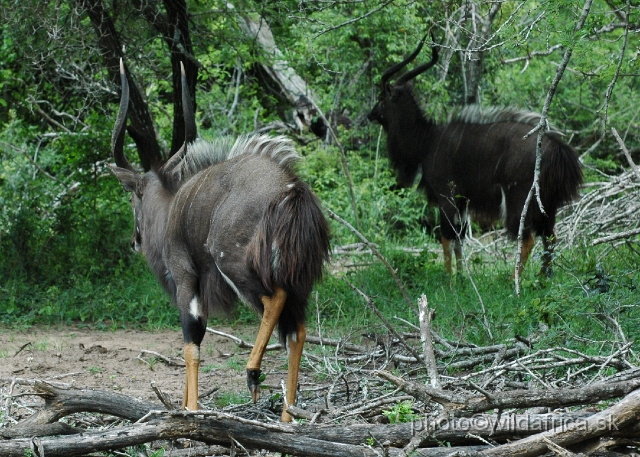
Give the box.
[461,1,501,105]
[158,0,198,155]
[79,0,164,170]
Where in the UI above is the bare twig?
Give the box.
[612,127,640,181]
[600,0,630,129]
[139,349,185,367]
[514,0,595,294]
[313,0,396,38]
[151,383,175,410]
[2,141,63,183]
[417,295,440,389]
[326,208,416,314]
[345,281,424,365]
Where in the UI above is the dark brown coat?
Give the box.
[368,38,582,275]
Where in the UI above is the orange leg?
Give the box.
[512,233,535,279]
[246,287,287,403]
[441,237,453,274]
[281,323,306,422]
[519,233,535,271]
[182,342,200,410]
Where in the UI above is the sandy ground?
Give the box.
[0,325,292,409]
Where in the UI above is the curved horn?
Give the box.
[162,62,196,174]
[111,58,133,171]
[181,61,197,145]
[380,33,429,88]
[394,42,439,85]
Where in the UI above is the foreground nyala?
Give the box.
[368,36,582,276]
[110,61,330,421]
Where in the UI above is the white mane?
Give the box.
[179,134,299,180]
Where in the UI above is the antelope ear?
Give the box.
[383,82,392,94]
[110,164,139,194]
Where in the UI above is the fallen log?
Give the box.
[3,382,640,457]
[0,422,80,439]
[377,370,640,414]
[482,387,640,457]
[0,413,377,457]
[20,381,160,426]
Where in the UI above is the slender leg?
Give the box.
[246,287,287,403]
[541,232,557,277]
[453,239,463,272]
[512,232,535,279]
[183,342,200,410]
[177,283,207,411]
[441,237,453,274]
[281,323,306,422]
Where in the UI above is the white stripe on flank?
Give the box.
[216,263,249,305]
[499,187,507,221]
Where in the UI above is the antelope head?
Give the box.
[367,34,438,127]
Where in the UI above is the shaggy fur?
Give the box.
[448,105,562,135]
[179,134,300,179]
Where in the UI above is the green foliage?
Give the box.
[298,145,436,244]
[215,392,251,408]
[382,400,419,424]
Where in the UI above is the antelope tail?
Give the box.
[541,141,583,208]
[249,181,330,342]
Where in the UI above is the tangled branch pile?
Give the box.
[2,318,640,457]
[560,169,640,248]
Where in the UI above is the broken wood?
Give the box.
[418,294,440,389]
[3,379,640,457]
[483,387,640,457]
[17,381,159,427]
[377,370,640,414]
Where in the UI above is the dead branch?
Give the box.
[418,294,440,389]
[345,280,425,366]
[377,370,640,415]
[139,349,185,366]
[558,169,639,247]
[207,327,371,354]
[326,208,417,314]
[612,127,640,180]
[0,422,80,439]
[483,387,640,457]
[592,227,640,245]
[501,44,564,64]
[18,381,160,426]
[0,412,389,457]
